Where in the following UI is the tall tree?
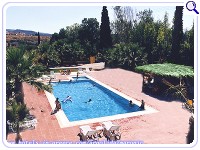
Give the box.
[50,33,59,44]
[37,32,40,45]
[58,28,66,39]
[65,23,81,43]
[134,9,154,46]
[180,24,194,67]
[188,24,194,67]
[171,6,184,64]
[156,12,172,63]
[111,6,135,44]
[100,6,112,50]
[144,22,156,64]
[78,18,100,57]
[134,9,155,63]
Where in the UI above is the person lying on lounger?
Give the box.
[62,96,72,102]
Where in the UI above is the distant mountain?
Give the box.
[6,29,51,36]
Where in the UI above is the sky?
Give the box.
[6,5,194,34]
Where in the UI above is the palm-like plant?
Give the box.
[6,101,29,143]
[105,43,147,70]
[6,47,52,143]
[7,47,52,95]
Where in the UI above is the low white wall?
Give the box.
[83,62,105,70]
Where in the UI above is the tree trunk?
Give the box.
[15,78,25,104]
[15,120,22,144]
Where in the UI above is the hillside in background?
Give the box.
[6,34,50,43]
[6,29,51,36]
[6,29,51,47]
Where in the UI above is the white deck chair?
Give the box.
[79,125,98,142]
[102,121,121,141]
[20,119,37,130]
[84,67,91,73]
[7,120,15,132]
[78,67,84,74]
[50,71,56,79]
[42,75,50,80]
[95,126,104,138]
[24,118,37,124]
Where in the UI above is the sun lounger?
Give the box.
[78,67,84,74]
[79,125,98,142]
[84,67,91,73]
[95,126,104,138]
[102,121,121,141]
[42,75,50,80]
[20,119,37,130]
[7,120,15,133]
[50,71,56,79]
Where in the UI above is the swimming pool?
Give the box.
[52,76,142,122]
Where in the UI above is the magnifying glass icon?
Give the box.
[186,1,199,14]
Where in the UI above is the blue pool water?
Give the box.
[52,77,141,122]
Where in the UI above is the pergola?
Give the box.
[135,63,194,98]
[135,63,194,78]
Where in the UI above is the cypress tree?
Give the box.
[171,6,183,64]
[100,6,112,50]
[38,32,40,45]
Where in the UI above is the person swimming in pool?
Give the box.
[62,96,72,102]
[87,84,96,90]
[84,99,92,103]
[129,100,134,107]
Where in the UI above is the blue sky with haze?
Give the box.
[6,6,194,34]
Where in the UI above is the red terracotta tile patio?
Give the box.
[7,68,191,144]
